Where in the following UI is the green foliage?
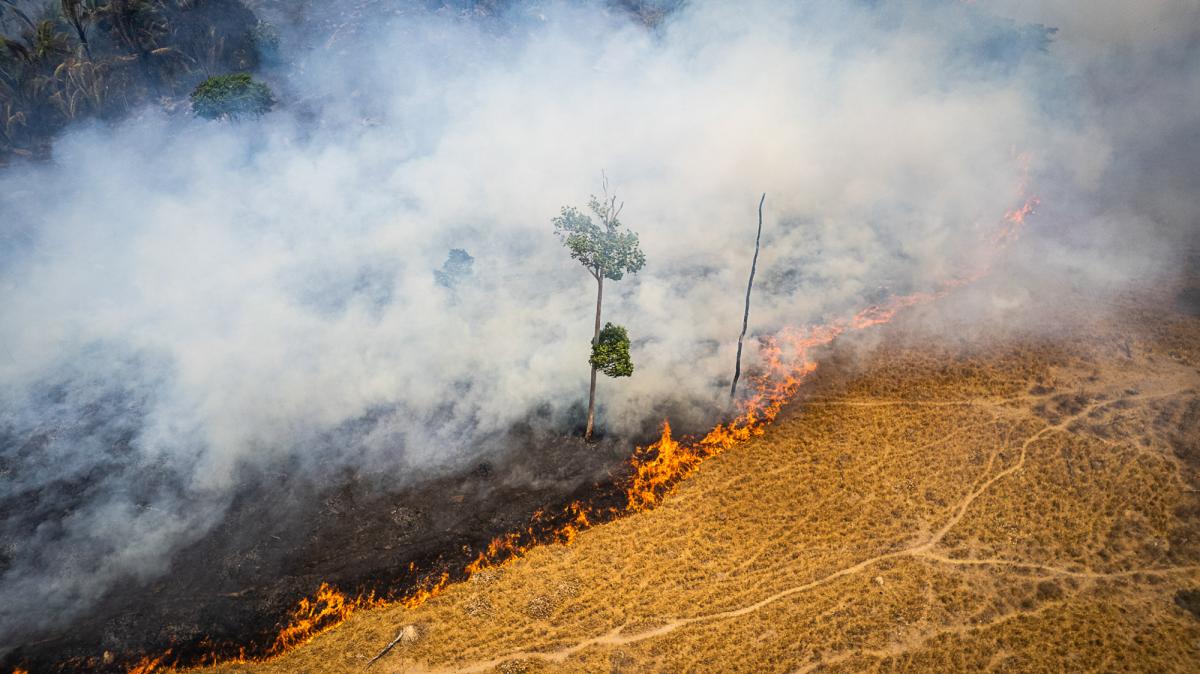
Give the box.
[590,322,633,378]
[1,0,263,157]
[552,194,645,282]
[190,72,273,119]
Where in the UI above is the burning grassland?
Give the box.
[3,2,1197,672]
[35,195,1037,674]
[199,277,1200,673]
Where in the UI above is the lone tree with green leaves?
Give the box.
[553,177,645,441]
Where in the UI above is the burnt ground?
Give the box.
[1177,287,1200,316]
[215,288,1200,674]
[0,409,714,674]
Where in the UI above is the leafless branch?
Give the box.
[363,631,405,670]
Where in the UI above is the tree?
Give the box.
[553,177,645,440]
[190,72,273,119]
[433,248,474,288]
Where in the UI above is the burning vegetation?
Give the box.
[56,190,1037,674]
[4,0,1195,673]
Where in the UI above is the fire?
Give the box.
[269,583,384,655]
[112,180,1037,674]
[621,287,960,513]
[126,655,166,674]
[992,195,1040,245]
[400,572,451,609]
[235,182,1039,672]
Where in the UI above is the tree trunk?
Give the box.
[731,193,766,398]
[585,273,603,440]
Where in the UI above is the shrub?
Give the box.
[590,323,634,378]
[190,72,274,119]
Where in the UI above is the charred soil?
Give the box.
[0,417,694,673]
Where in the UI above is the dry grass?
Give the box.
[201,291,1200,673]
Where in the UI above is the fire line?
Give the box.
[88,191,1038,674]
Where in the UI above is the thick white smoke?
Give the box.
[0,0,1194,647]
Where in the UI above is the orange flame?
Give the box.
[236,183,1041,672]
[269,583,385,656]
[400,572,451,609]
[621,288,953,513]
[126,655,166,674]
[120,178,1038,673]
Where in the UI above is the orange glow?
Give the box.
[992,195,1039,245]
[124,180,1037,673]
[269,583,385,656]
[400,572,451,609]
[126,654,166,674]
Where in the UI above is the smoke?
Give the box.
[0,0,1195,650]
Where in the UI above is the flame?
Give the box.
[269,583,385,655]
[118,177,1037,673]
[991,151,1038,246]
[622,288,952,513]
[127,655,166,674]
[400,572,451,609]
[992,195,1040,245]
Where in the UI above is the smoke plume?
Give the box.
[1,0,1196,651]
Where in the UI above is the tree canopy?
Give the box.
[434,248,474,288]
[552,194,645,282]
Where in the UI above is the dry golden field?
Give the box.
[204,286,1200,673]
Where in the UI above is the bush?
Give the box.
[190,72,274,119]
[590,323,634,378]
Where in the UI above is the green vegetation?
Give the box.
[553,176,645,440]
[590,322,633,378]
[1,0,261,159]
[190,72,273,119]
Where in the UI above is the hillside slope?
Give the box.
[205,287,1200,673]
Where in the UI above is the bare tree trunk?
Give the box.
[585,273,603,440]
[730,193,766,398]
